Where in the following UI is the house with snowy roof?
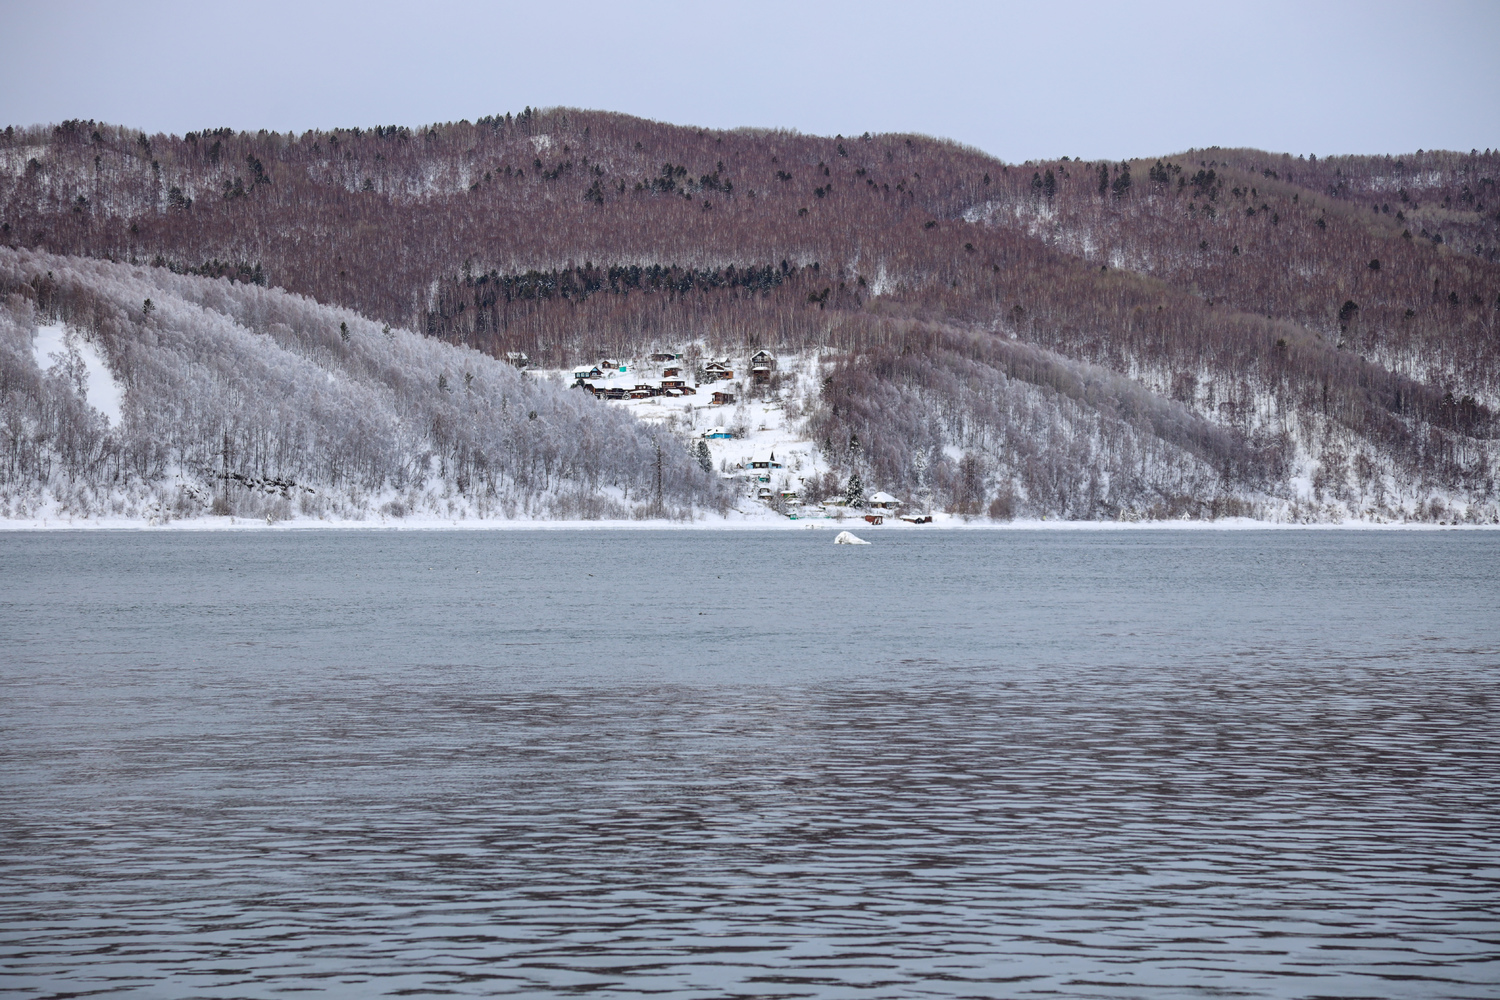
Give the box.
[868,491,901,509]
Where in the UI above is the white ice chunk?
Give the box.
[834,530,870,545]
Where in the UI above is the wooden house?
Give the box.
[703,427,733,439]
[750,350,777,371]
[662,365,682,378]
[868,491,901,509]
[749,450,783,470]
[703,361,734,381]
[711,390,736,405]
[650,352,678,362]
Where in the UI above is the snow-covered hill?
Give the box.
[0,249,728,524]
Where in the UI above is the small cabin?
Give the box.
[662,365,682,378]
[703,427,733,439]
[572,364,604,381]
[660,378,686,391]
[900,514,933,524]
[863,514,885,525]
[650,352,678,362]
[749,450,783,470]
[711,390,736,405]
[752,366,771,384]
[750,349,777,371]
[703,361,734,381]
[868,491,901,509]
[628,386,654,399]
[506,352,531,369]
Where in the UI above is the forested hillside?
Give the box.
[0,248,726,522]
[3,110,1498,522]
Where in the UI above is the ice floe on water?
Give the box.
[834,530,869,544]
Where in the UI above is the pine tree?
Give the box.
[694,439,713,473]
[845,472,865,508]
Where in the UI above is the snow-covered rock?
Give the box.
[833,530,869,545]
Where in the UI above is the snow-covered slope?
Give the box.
[0,249,728,524]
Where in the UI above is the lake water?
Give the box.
[1,529,1497,998]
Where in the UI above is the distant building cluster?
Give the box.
[568,349,777,401]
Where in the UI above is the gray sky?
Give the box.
[2,0,1497,162]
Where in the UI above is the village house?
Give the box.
[660,377,686,391]
[572,363,604,381]
[750,350,777,383]
[711,389,736,405]
[868,491,901,509]
[661,365,682,378]
[749,450,783,470]
[703,361,734,381]
[649,351,678,362]
[703,427,733,439]
[505,351,531,369]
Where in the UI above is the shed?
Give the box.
[711,390,736,405]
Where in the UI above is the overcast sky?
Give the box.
[2,0,1496,163]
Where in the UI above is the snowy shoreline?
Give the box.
[2,514,1493,532]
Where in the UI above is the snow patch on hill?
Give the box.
[32,323,124,427]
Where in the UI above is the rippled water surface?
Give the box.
[2,529,1498,999]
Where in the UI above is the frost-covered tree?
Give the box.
[844,472,865,508]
